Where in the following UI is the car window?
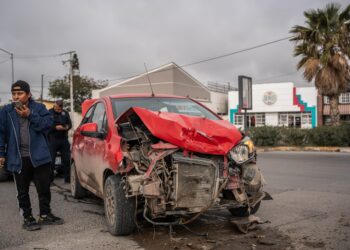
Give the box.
[91,102,106,132]
[111,97,219,120]
[80,105,95,125]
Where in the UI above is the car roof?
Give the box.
[107,93,187,99]
[82,94,188,116]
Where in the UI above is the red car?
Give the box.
[71,94,268,235]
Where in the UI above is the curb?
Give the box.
[256,147,350,153]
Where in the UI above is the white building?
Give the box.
[228,82,317,129]
[92,62,229,115]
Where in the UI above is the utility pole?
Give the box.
[40,74,44,103]
[0,48,14,84]
[60,51,76,128]
[69,52,74,128]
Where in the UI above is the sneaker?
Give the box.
[23,215,41,231]
[38,213,64,225]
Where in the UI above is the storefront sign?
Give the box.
[263,91,277,105]
[238,75,252,109]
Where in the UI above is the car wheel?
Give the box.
[0,168,9,182]
[70,162,86,198]
[229,201,261,217]
[104,175,136,236]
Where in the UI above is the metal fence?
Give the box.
[207,82,237,93]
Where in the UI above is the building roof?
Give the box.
[100,62,209,93]
[91,62,212,102]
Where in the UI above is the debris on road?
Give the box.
[230,215,271,234]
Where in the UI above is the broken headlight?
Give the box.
[229,137,255,164]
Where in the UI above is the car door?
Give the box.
[73,105,95,183]
[83,102,108,194]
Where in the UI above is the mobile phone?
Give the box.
[12,101,23,109]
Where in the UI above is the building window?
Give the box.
[234,114,243,126]
[253,113,265,127]
[301,113,311,125]
[340,93,350,104]
[279,112,311,128]
[236,113,265,127]
[279,114,288,126]
[323,96,329,104]
[324,93,350,104]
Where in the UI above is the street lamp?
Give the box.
[0,48,14,84]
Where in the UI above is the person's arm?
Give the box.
[28,103,53,133]
[0,108,7,160]
[65,111,72,131]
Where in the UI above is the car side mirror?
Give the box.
[80,122,98,137]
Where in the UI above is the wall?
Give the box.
[265,113,278,126]
[204,92,228,114]
[228,82,318,127]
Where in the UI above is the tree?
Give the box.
[290,3,350,126]
[48,75,108,113]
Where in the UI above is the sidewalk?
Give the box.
[256,146,350,153]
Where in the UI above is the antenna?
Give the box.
[144,63,155,97]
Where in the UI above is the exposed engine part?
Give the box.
[232,187,248,203]
[226,175,240,190]
[127,175,143,196]
[172,154,218,213]
[143,181,161,197]
[242,164,264,195]
[118,111,265,222]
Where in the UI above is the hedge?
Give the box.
[246,125,350,147]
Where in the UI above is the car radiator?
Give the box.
[173,155,218,212]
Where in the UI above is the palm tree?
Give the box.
[290,3,350,126]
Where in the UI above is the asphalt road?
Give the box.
[259,151,350,250]
[0,151,350,249]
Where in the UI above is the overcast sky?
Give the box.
[0,0,349,103]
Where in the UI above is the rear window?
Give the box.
[111,97,219,120]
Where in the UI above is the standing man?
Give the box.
[0,80,63,231]
[48,100,72,183]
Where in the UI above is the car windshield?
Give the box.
[111,97,220,120]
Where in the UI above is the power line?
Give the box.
[0,52,70,59]
[106,35,294,83]
[207,71,300,87]
[14,53,63,59]
[181,36,294,68]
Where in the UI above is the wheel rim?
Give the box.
[71,165,76,195]
[105,183,115,225]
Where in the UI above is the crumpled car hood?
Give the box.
[117,107,242,155]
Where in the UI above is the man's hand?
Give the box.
[15,104,31,118]
[0,158,5,168]
[55,125,66,130]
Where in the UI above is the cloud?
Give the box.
[1,0,348,103]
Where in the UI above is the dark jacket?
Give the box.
[48,108,72,139]
[0,99,53,173]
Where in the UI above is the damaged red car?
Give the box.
[71,94,269,235]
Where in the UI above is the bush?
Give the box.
[248,125,350,147]
[281,128,309,146]
[248,126,281,146]
[308,125,349,146]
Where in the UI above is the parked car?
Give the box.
[71,94,269,235]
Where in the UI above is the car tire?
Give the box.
[70,162,86,199]
[104,175,136,236]
[229,201,261,217]
[0,168,9,182]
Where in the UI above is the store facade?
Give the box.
[228,82,317,129]
[322,92,350,125]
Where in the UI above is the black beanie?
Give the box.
[11,80,31,93]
